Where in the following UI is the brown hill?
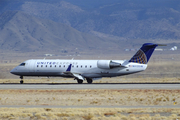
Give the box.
[18,0,180,40]
[0,11,119,53]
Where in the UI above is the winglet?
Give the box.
[66,64,72,71]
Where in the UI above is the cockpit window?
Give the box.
[19,63,26,66]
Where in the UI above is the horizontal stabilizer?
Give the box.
[157,44,167,46]
[144,44,167,47]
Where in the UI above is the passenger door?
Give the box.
[28,60,35,72]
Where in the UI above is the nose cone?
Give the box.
[10,66,20,75]
[10,68,17,75]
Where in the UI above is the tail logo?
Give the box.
[129,49,147,64]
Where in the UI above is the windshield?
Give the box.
[19,63,26,66]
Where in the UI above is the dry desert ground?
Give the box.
[0,89,180,119]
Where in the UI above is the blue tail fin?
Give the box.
[129,43,158,64]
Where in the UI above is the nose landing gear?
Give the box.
[20,76,24,84]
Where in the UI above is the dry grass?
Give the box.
[0,89,180,106]
[0,108,180,120]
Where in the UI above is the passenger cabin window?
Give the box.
[90,65,92,68]
[37,65,39,67]
[41,65,43,67]
[50,65,52,67]
[55,65,56,67]
[46,65,47,67]
[19,63,26,66]
[81,65,83,68]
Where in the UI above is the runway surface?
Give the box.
[0,83,179,89]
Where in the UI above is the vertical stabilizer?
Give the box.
[129,43,158,64]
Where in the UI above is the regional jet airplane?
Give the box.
[10,43,163,84]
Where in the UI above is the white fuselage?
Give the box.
[11,59,147,79]
[10,43,161,84]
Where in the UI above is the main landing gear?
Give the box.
[86,78,93,84]
[77,79,83,84]
[20,76,24,84]
[75,78,93,84]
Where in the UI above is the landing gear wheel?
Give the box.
[87,78,93,84]
[20,80,24,84]
[77,79,83,84]
[20,76,24,84]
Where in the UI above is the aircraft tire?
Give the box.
[20,80,24,84]
[77,79,83,84]
[87,78,93,84]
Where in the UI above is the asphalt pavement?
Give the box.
[0,83,179,90]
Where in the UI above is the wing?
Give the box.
[63,72,85,80]
[63,64,85,80]
[72,73,85,80]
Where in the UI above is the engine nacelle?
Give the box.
[97,60,121,69]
